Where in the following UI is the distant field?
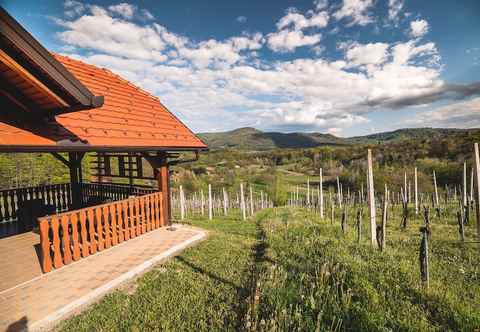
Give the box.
[59,207,480,331]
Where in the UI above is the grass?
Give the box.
[58,206,480,331]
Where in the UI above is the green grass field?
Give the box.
[58,207,480,331]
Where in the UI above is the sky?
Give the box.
[2,0,480,136]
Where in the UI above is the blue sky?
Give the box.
[2,0,480,136]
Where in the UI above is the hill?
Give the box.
[197,127,480,150]
[197,127,348,150]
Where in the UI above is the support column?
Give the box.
[68,152,84,209]
[156,154,170,226]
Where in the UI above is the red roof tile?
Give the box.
[0,54,207,151]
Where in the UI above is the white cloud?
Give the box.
[345,42,390,67]
[388,0,404,24]
[53,2,464,134]
[314,0,329,10]
[333,0,374,26]
[108,3,136,19]
[410,19,429,38]
[63,0,85,18]
[276,10,329,30]
[407,98,480,128]
[267,30,321,52]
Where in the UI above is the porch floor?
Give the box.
[0,224,206,331]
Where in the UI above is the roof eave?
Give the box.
[0,6,103,110]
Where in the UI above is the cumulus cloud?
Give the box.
[276,10,329,30]
[52,1,480,133]
[410,19,429,38]
[333,0,374,26]
[267,30,321,52]
[63,0,86,18]
[108,3,136,19]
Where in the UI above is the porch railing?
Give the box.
[0,183,72,223]
[38,191,163,273]
[0,182,157,224]
[81,183,157,205]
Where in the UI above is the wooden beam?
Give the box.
[51,152,70,167]
[0,48,68,108]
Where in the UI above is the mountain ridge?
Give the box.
[197,127,480,150]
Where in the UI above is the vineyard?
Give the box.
[57,144,480,331]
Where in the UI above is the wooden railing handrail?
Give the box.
[40,189,159,222]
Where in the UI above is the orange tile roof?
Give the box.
[0,54,207,151]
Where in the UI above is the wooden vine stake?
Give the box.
[319,168,324,219]
[179,185,185,220]
[367,149,377,247]
[240,183,246,221]
[414,167,418,215]
[380,184,388,251]
[208,184,213,220]
[474,143,480,240]
[419,226,430,289]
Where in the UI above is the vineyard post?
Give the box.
[419,227,430,289]
[320,168,324,219]
[208,184,213,220]
[201,190,205,216]
[250,184,254,215]
[367,149,377,247]
[381,183,388,251]
[240,183,246,221]
[223,187,228,216]
[337,176,342,209]
[474,143,480,240]
[463,162,467,208]
[307,178,310,206]
[180,185,185,220]
[415,167,418,215]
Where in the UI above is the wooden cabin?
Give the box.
[0,7,207,272]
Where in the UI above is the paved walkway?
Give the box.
[0,224,206,331]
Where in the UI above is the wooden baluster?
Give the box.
[140,196,146,234]
[0,191,5,222]
[135,198,142,235]
[129,199,136,238]
[145,195,151,232]
[151,194,156,229]
[154,193,160,228]
[96,207,104,251]
[61,215,72,264]
[51,216,63,269]
[103,206,111,249]
[70,213,81,261]
[87,208,97,254]
[79,210,89,257]
[122,201,130,241]
[39,218,53,273]
[109,204,118,246]
[116,202,124,243]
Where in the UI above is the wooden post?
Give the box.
[156,154,170,226]
[419,227,429,289]
[463,162,467,208]
[320,168,324,219]
[179,185,185,220]
[414,167,418,215]
[433,170,439,208]
[474,143,480,240]
[240,183,246,221]
[223,187,228,216]
[337,176,342,208]
[249,184,254,215]
[367,149,377,247]
[208,184,213,220]
[381,184,388,251]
